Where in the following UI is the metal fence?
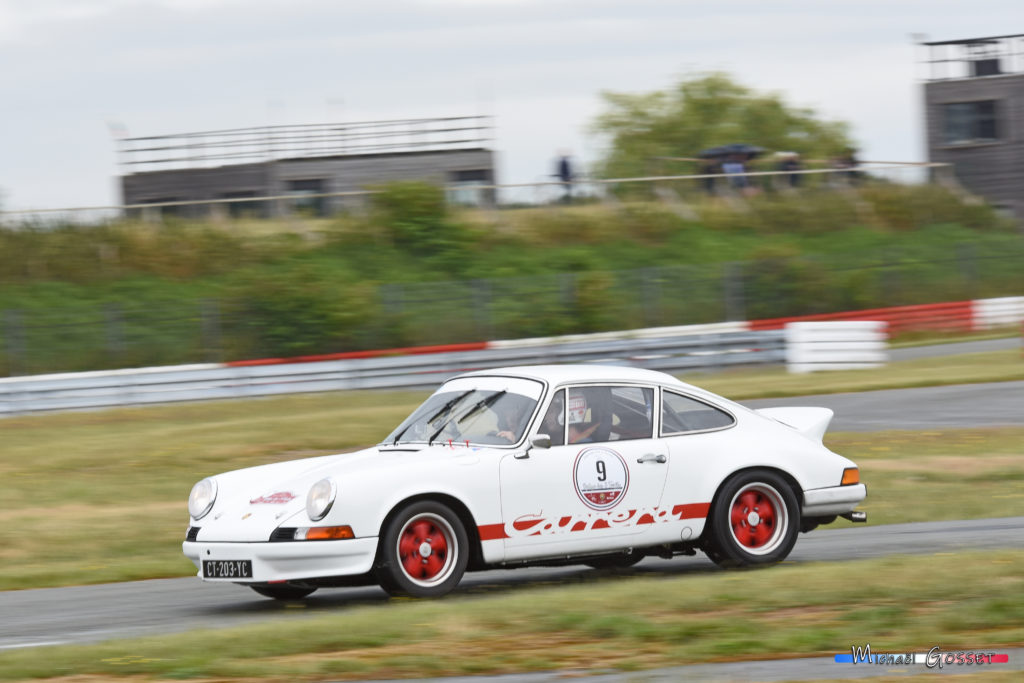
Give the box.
[2,246,1021,377]
[0,330,785,416]
[0,162,961,225]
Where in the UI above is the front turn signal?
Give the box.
[841,468,860,486]
[302,525,355,541]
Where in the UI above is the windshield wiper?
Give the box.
[395,389,474,445]
[428,390,509,447]
[458,390,507,423]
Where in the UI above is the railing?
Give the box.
[0,162,961,224]
[115,116,494,172]
[0,330,785,415]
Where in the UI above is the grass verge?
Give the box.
[1,351,1023,590]
[691,348,1023,399]
[0,550,1021,680]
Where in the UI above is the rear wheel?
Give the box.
[704,469,799,568]
[250,583,317,600]
[376,500,469,598]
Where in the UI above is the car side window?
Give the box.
[661,391,735,435]
[566,385,654,444]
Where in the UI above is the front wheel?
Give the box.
[376,501,469,598]
[704,469,800,568]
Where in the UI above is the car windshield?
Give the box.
[384,376,543,447]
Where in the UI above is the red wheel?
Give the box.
[704,469,799,568]
[396,513,458,586]
[727,483,787,555]
[377,501,469,597]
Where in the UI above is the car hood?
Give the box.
[194,443,485,542]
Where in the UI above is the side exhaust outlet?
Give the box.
[841,510,867,523]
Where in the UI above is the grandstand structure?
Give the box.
[921,33,1024,222]
[117,115,496,217]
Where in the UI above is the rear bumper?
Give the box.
[182,537,378,583]
[802,484,866,517]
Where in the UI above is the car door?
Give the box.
[498,384,670,561]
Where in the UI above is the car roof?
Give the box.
[457,364,694,390]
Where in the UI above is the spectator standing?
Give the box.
[699,157,720,195]
[832,147,861,185]
[720,154,749,193]
[555,151,574,203]
[775,152,803,189]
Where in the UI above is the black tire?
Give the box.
[585,549,644,570]
[704,469,800,568]
[376,500,469,598]
[250,583,317,600]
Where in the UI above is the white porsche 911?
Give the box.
[183,365,866,600]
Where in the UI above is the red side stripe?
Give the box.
[672,502,711,519]
[477,523,507,541]
[477,502,710,541]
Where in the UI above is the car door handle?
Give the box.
[637,453,667,464]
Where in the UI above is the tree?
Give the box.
[591,72,855,179]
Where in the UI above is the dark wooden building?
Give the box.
[118,116,496,217]
[922,34,1024,223]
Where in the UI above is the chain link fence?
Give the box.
[3,245,1021,377]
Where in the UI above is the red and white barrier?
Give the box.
[785,321,889,374]
[974,297,1024,330]
[219,296,1023,369]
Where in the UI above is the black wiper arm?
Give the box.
[458,390,507,423]
[429,391,508,447]
[392,389,474,445]
[426,390,475,425]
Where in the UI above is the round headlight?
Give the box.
[306,478,337,521]
[188,478,218,520]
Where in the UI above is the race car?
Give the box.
[183,364,866,599]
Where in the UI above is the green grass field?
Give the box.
[1,349,1022,591]
[1,349,1022,681]
[0,550,1020,680]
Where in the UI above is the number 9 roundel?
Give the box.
[573,447,629,510]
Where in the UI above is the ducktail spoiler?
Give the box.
[754,407,835,443]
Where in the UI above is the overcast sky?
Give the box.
[1,0,1021,212]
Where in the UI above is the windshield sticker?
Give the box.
[573,447,628,510]
[568,395,587,424]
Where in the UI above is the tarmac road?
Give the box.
[745,380,1024,431]
[2,516,1022,652]
[2,378,1023,678]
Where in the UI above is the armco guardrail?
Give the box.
[0,330,784,415]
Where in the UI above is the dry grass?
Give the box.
[2,351,1023,588]
[0,550,1021,680]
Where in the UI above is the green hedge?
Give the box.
[1,182,1021,375]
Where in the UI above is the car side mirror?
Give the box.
[516,433,551,459]
[531,434,552,449]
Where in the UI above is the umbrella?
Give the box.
[698,143,766,159]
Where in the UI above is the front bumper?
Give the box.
[182,537,378,583]
[802,483,866,517]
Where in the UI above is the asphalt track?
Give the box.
[3,376,1023,681]
[745,380,1024,431]
[2,516,1023,654]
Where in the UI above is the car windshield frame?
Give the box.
[382,375,545,447]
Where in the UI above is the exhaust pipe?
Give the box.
[840,510,867,523]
